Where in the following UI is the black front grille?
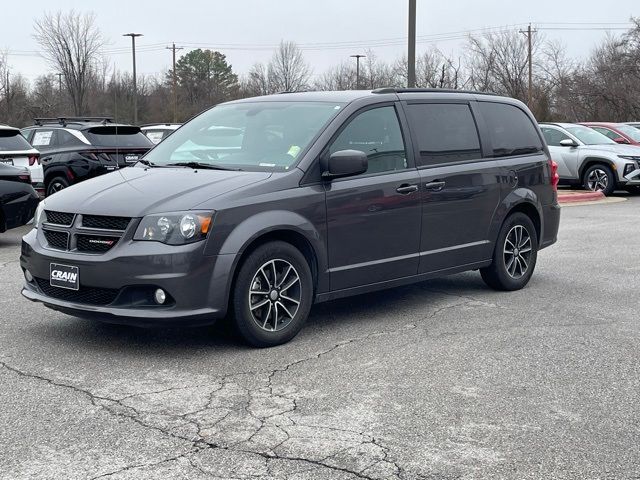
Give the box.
[82,215,130,231]
[43,230,69,250]
[77,235,120,253]
[45,211,74,226]
[35,277,119,306]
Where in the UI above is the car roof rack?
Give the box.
[371,87,497,96]
[33,116,114,127]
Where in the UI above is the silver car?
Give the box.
[540,123,640,195]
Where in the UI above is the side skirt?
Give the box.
[314,260,492,304]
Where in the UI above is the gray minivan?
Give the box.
[21,89,560,347]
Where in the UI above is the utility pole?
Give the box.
[56,73,63,92]
[407,0,417,88]
[167,43,183,122]
[519,23,537,108]
[350,54,366,90]
[123,33,143,124]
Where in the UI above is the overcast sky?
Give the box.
[3,0,638,84]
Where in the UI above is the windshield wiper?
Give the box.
[136,159,157,167]
[166,161,242,171]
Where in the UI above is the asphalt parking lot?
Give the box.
[1,196,639,480]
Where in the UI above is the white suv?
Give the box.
[540,123,640,195]
[141,123,181,144]
[0,125,43,197]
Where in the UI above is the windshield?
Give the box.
[144,101,344,171]
[566,125,616,145]
[616,124,640,142]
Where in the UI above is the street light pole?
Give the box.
[350,54,366,90]
[123,33,143,124]
[407,0,417,88]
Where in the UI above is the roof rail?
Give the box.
[371,87,497,96]
[33,116,114,127]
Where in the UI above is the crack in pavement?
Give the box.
[0,298,478,479]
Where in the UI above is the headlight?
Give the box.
[33,202,45,229]
[134,211,214,245]
[618,155,640,161]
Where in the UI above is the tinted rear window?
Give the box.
[84,126,153,148]
[0,130,32,151]
[406,103,482,166]
[478,102,543,157]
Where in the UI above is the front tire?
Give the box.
[232,241,313,347]
[583,164,615,196]
[46,176,69,197]
[481,212,538,291]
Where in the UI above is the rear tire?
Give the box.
[232,241,313,347]
[46,176,69,197]
[481,212,538,291]
[582,164,615,196]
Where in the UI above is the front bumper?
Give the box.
[623,168,640,186]
[20,228,236,327]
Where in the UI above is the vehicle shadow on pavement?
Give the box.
[24,273,491,355]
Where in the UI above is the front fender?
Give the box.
[205,209,328,304]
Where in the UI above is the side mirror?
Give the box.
[613,137,630,144]
[321,150,368,179]
[559,138,578,147]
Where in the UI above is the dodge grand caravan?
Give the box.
[21,89,560,347]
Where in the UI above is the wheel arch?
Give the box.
[490,189,543,246]
[579,157,616,180]
[210,210,328,313]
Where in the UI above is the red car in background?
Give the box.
[580,122,640,146]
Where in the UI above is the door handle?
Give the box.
[396,184,419,194]
[424,180,446,192]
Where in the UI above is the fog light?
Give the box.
[24,270,33,282]
[154,288,166,305]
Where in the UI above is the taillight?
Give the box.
[28,155,40,166]
[549,159,559,191]
[18,174,31,184]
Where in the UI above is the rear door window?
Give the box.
[0,130,33,151]
[30,129,58,150]
[478,102,544,157]
[405,103,482,166]
[84,126,152,148]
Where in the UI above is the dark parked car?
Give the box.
[21,89,560,347]
[1,164,39,233]
[21,117,153,197]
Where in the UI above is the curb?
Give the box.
[557,191,605,204]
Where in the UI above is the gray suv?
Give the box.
[540,123,640,195]
[21,89,560,347]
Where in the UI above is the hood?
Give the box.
[43,166,272,217]
[582,144,640,156]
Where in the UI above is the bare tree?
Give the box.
[314,62,357,91]
[395,48,464,88]
[466,30,537,100]
[33,10,104,115]
[242,63,271,96]
[267,41,311,92]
